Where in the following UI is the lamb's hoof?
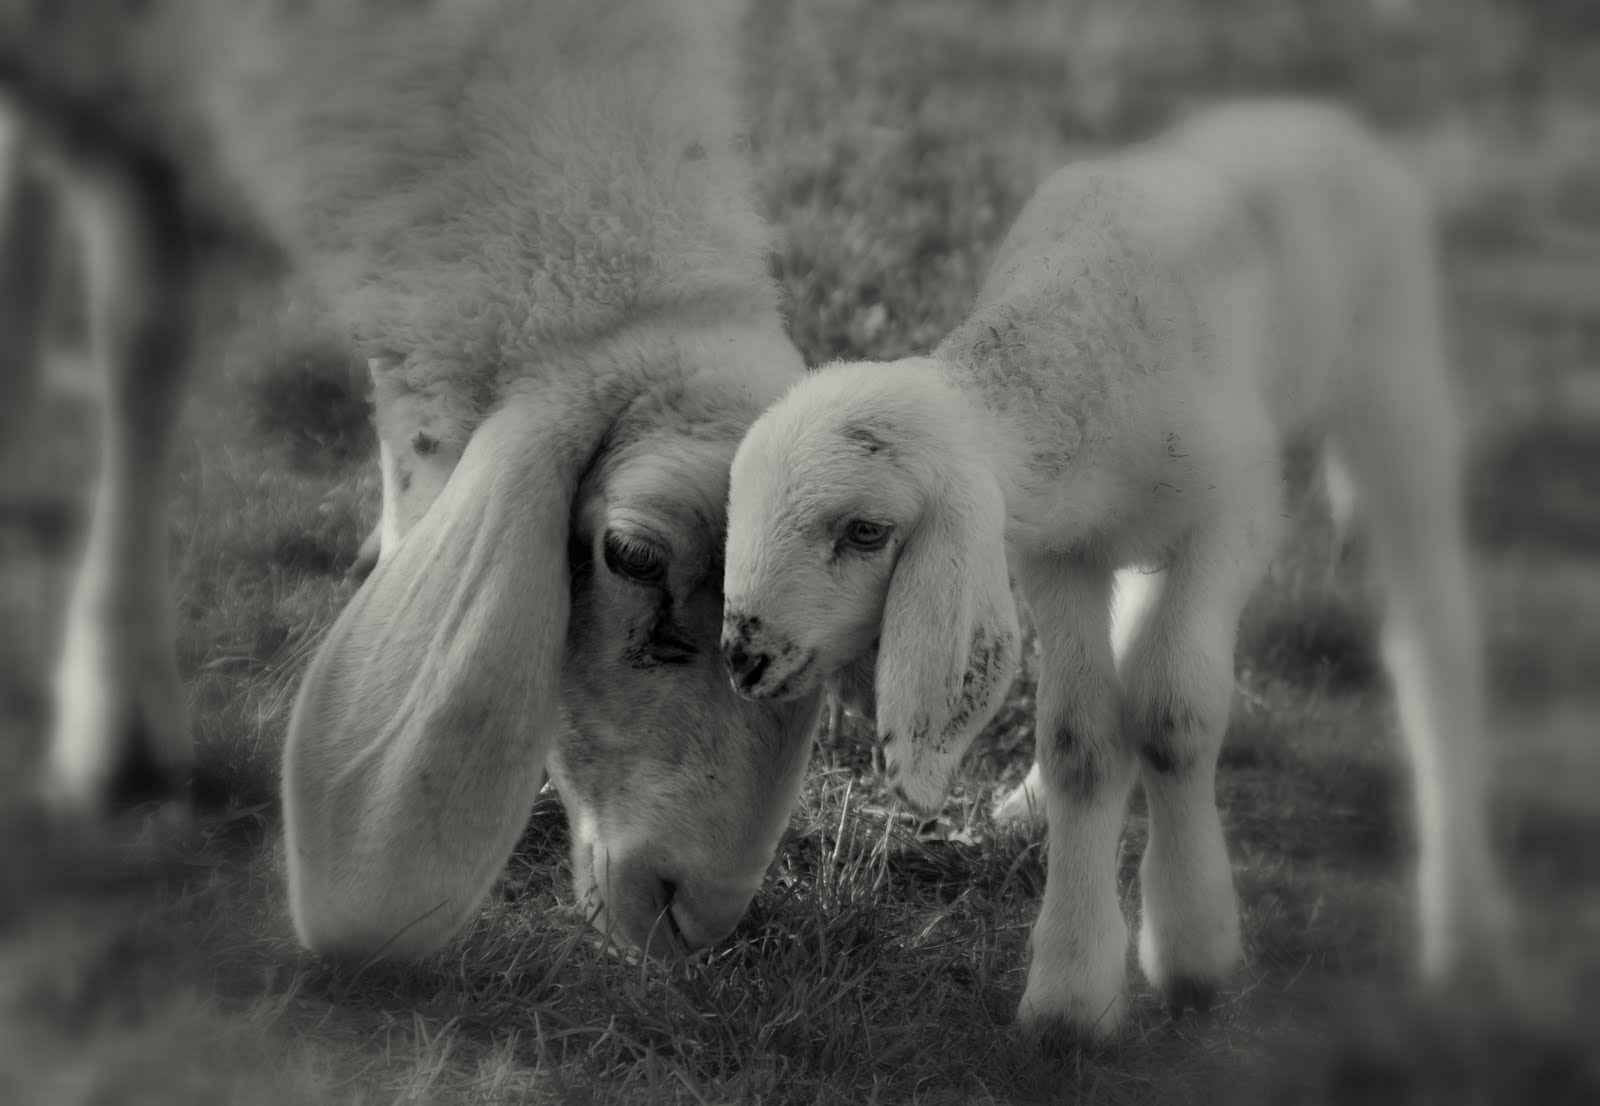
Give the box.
[1136,856,1242,1018]
[1138,920,1240,1012]
[1017,1011,1116,1057]
[1016,983,1129,1047]
[1021,893,1131,1045]
[991,764,1045,830]
[1162,974,1219,1020]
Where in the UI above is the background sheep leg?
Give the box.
[354,367,463,581]
[0,121,56,513]
[47,155,195,812]
[347,358,403,583]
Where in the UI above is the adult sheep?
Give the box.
[1,0,822,961]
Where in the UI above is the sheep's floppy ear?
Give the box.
[282,393,593,961]
[876,475,1020,814]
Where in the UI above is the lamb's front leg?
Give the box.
[993,566,1166,828]
[1124,487,1281,1013]
[1014,554,1138,1040]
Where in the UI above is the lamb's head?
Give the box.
[551,415,822,953]
[722,361,1022,813]
[721,364,933,700]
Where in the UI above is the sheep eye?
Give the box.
[842,520,892,552]
[603,531,667,583]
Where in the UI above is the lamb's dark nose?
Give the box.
[721,639,771,694]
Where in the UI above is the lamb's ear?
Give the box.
[282,394,591,961]
[876,476,1020,814]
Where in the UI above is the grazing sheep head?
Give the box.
[552,419,822,953]
[283,342,822,964]
[722,361,1020,813]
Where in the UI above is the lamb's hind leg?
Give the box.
[1013,554,1138,1040]
[48,151,195,813]
[1126,483,1282,1015]
[1337,188,1516,990]
[1339,371,1513,990]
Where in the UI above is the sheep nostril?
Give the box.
[737,653,770,692]
[722,633,774,693]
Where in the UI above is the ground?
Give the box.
[2,1,1599,1103]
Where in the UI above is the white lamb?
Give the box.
[4,0,824,961]
[720,100,1515,1037]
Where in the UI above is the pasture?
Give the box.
[2,0,1599,1102]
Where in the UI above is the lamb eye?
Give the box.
[603,531,667,583]
[842,520,892,552]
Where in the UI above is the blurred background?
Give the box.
[1,0,1597,1102]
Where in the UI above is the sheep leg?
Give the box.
[1338,387,1515,991]
[351,369,463,581]
[48,156,194,812]
[0,124,55,509]
[1366,477,1513,987]
[1013,554,1136,1040]
[1331,200,1521,997]
[992,566,1165,828]
[347,357,400,582]
[1125,489,1280,1015]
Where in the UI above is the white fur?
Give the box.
[9,0,812,960]
[991,565,1164,826]
[725,100,1512,1037]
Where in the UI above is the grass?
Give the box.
[3,0,1600,1102]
